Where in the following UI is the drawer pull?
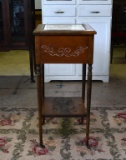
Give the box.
[91,11,100,14]
[55,11,64,14]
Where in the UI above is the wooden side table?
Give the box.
[33,24,96,148]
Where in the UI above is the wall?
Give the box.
[35,0,41,9]
[35,0,42,25]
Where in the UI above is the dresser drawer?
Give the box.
[78,5,112,17]
[43,0,75,5]
[43,5,76,17]
[78,0,112,4]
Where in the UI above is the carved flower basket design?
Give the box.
[41,45,88,57]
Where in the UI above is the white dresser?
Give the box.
[41,0,113,82]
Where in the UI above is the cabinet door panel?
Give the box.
[0,0,4,43]
[0,0,10,50]
[43,17,75,24]
[45,64,76,76]
[0,0,34,50]
[9,0,25,46]
[45,64,77,82]
[77,17,111,76]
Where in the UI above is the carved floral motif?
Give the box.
[41,45,88,57]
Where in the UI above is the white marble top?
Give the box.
[44,24,85,31]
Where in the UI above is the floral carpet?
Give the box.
[0,106,126,160]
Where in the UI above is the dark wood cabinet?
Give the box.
[111,0,126,63]
[0,0,35,50]
[112,0,126,32]
[0,0,10,50]
[0,0,35,81]
[111,0,126,41]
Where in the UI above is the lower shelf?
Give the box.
[42,97,87,117]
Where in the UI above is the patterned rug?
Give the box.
[0,106,126,160]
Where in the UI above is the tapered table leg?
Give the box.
[81,64,86,124]
[36,64,45,148]
[29,50,35,82]
[41,64,45,125]
[86,64,92,148]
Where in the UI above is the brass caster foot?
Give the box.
[87,144,90,149]
[40,144,45,148]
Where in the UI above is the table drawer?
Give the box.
[78,5,112,17]
[39,36,93,64]
[43,5,75,17]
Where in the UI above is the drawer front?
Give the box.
[40,36,93,64]
[78,0,112,4]
[43,5,75,17]
[43,17,75,24]
[43,0,75,5]
[78,5,112,17]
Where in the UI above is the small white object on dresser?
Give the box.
[41,0,113,82]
